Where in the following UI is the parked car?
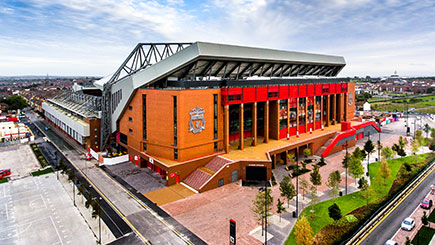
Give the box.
[401,217,415,231]
[0,169,11,179]
[421,198,433,209]
[385,240,398,245]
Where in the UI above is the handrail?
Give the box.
[344,157,435,244]
[321,129,356,157]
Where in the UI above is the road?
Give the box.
[358,116,435,244]
[25,111,199,245]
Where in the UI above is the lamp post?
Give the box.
[345,141,348,195]
[92,196,102,244]
[378,121,381,161]
[296,159,299,218]
[264,181,267,245]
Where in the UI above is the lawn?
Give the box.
[31,167,54,176]
[286,153,428,244]
[0,178,8,184]
[415,108,435,114]
[428,209,435,223]
[371,102,426,112]
[412,226,435,245]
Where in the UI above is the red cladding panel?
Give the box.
[290,85,298,98]
[315,121,321,129]
[307,123,314,132]
[279,85,289,99]
[268,86,279,92]
[330,83,336,93]
[316,84,322,96]
[228,87,243,95]
[299,85,307,97]
[299,126,306,134]
[221,88,228,95]
[279,128,288,139]
[289,127,297,136]
[336,83,341,93]
[307,85,315,96]
[243,87,256,103]
[256,87,268,101]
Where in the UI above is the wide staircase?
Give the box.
[182,157,231,192]
[315,133,339,157]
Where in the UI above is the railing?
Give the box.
[345,157,435,244]
[321,130,356,157]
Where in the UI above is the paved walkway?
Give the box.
[31,113,202,244]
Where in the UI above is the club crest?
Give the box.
[348,92,353,106]
[189,106,205,134]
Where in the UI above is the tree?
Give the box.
[349,156,364,180]
[358,176,369,191]
[352,147,363,160]
[251,188,273,235]
[399,136,407,149]
[294,216,313,245]
[416,130,424,146]
[378,160,391,185]
[424,123,431,139]
[430,128,435,140]
[328,203,342,223]
[412,139,420,155]
[430,141,435,152]
[318,156,326,166]
[381,146,394,160]
[327,170,342,199]
[276,199,286,222]
[287,153,296,165]
[2,95,28,110]
[405,236,411,245]
[310,165,322,190]
[280,176,296,207]
[377,140,383,159]
[422,211,429,228]
[303,148,312,159]
[364,139,375,176]
[342,152,350,194]
[300,179,309,200]
[309,186,319,207]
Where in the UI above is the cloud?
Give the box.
[0,0,434,76]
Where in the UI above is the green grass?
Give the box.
[412,226,435,245]
[31,167,54,176]
[367,97,386,102]
[29,143,48,168]
[285,154,428,244]
[415,108,435,114]
[428,209,435,223]
[0,178,8,184]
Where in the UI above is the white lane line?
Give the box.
[40,194,47,209]
[5,204,8,220]
[50,216,64,245]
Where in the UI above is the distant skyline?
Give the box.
[0,0,434,77]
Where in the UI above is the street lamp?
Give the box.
[92,196,103,245]
[344,141,348,195]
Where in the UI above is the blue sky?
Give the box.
[0,0,434,77]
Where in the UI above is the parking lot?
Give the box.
[0,144,40,179]
[0,174,96,245]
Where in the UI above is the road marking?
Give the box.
[35,119,152,245]
[356,163,435,244]
[50,216,64,245]
[104,171,194,245]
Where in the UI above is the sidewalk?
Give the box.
[391,191,435,243]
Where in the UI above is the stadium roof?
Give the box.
[98,41,347,147]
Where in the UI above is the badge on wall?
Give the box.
[348,92,353,106]
[189,106,206,134]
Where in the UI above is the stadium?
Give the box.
[42,42,380,192]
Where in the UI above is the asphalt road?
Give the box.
[360,116,435,244]
[26,111,198,245]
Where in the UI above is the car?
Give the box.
[401,217,415,231]
[385,240,398,245]
[421,198,433,209]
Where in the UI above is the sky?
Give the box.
[0,0,434,77]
